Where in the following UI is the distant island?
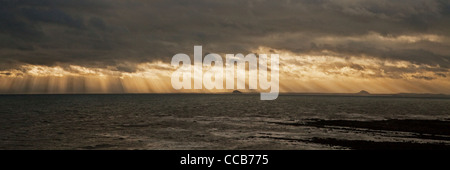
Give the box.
[278,90,450,98]
[224,89,449,98]
[232,90,242,94]
[355,90,371,96]
[352,90,449,98]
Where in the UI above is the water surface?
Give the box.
[1,94,449,149]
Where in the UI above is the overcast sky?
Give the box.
[1,0,450,94]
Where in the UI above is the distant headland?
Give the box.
[232,90,242,94]
[355,90,371,96]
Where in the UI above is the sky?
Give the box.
[1,0,450,94]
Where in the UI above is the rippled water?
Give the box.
[0,94,449,149]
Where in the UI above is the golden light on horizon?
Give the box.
[0,47,449,94]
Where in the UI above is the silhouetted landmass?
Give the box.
[280,92,450,98]
[355,90,371,96]
[232,90,242,94]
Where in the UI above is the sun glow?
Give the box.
[0,47,449,94]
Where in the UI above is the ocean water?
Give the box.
[0,94,449,150]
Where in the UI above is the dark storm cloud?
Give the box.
[1,0,450,74]
[21,8,84,28]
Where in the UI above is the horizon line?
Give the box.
[0,92,449,96]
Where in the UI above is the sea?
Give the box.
[0,94,449,149]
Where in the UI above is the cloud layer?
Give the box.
[1,0,449,93]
